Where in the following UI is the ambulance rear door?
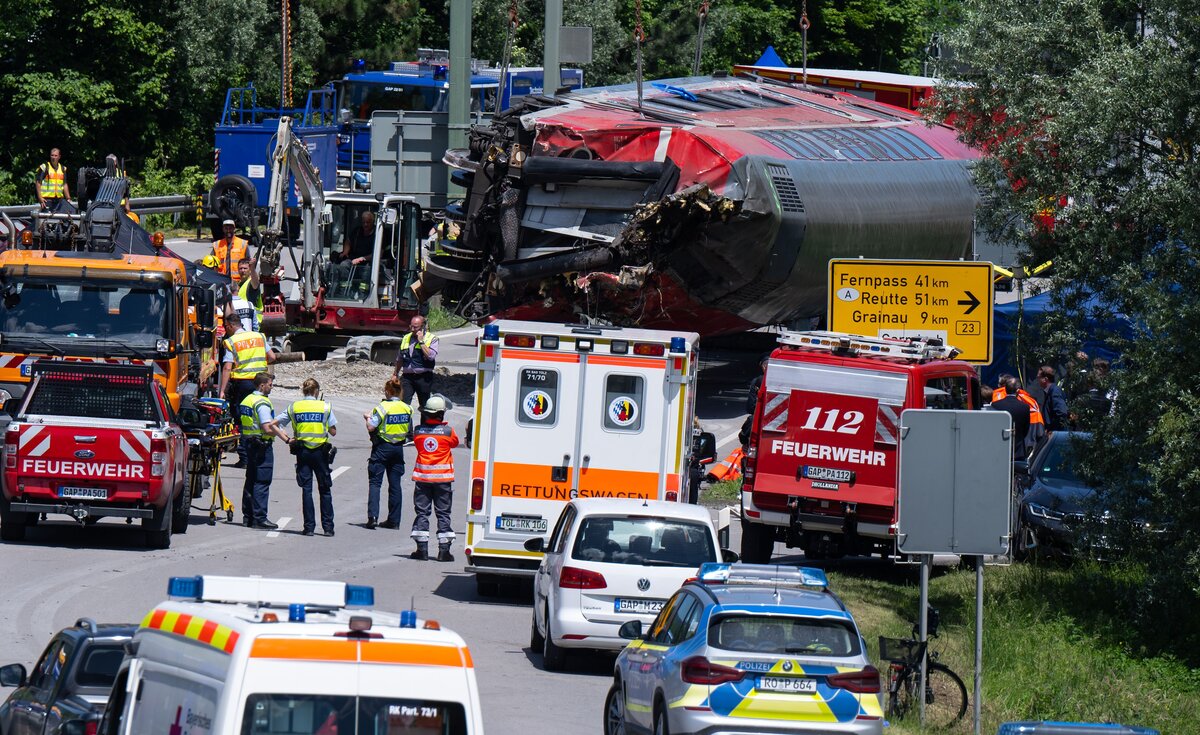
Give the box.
[482,341,583,547]
[575,350,677,501]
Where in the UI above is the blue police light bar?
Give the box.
[697,563,829,589]
[167,576,204,599]
[996,724,1159,735]
[288,604,306,622]
[344,585,376,607]
[482,323,500,341]
[670,336,687,353]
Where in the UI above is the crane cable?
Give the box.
[635,0,645,115]
[692,1,710,76]
[499,0,519,102]
[281,0,293,107]
[800,0,811,85]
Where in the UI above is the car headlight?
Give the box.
[0,389,11,404]
[1027,502,1066,521]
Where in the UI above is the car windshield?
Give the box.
[0,276,170,356]
[242,694,467,735]
[74,645,124,689]
[570,516,716,567]
[710,614,861,657]
[1035,436,1086,484]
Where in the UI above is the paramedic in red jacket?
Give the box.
[409,395,460,561]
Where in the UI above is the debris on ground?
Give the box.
[272,361,476,405]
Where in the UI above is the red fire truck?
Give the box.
[740,331,980,561]
[1,361,189,548]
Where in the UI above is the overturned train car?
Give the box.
[429,75,980,336]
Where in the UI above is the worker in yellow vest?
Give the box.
[239,372,291,529]
[35,148,73,212]
[218,308,277,468]
[362,377,412,529]
[285,378,339,536]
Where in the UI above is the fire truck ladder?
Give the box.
[778,330,962,361]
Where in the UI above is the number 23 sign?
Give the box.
[787,390,879,452]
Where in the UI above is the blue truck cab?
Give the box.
[208,85,339,235]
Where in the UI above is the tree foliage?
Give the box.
[933,0,1200,656]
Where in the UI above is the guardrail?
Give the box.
[0,194,194,218]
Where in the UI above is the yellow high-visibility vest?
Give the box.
[225,330,268,379]
[287,398,331,448]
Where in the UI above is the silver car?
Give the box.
[605,564,884,735]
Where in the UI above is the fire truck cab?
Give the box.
[740,331,980,561]
[465,321,700,595]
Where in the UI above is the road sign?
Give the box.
[896,409,1013,556]
[827,259,994,363]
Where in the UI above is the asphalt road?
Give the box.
[0,341,760,735]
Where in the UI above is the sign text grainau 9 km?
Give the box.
[827,259,995,363]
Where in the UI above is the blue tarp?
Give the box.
[753,46,789,68]
[985,291,1128,386]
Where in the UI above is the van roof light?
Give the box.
[696,563,829,589]
[777,330,960,361]
[166,575,375,609]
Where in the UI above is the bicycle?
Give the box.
[878,607,968,729]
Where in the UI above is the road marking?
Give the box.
[267,517,292,538]
[438,326,481,339]
[331,465,350,480]
[715,430,742,452]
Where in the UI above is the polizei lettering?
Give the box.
[770,440,886,467]
[21,459,145,478]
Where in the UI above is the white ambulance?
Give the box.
[98,575,485,735]
[464,320,701,595]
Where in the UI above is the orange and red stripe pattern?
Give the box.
[140,608,240,654]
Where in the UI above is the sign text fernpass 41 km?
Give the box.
[827,259,994,363]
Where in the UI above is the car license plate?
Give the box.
[496,515,547,533]
[802,465,853,483]
[19,363,31,377]
[757,676,818,694]
[614,598,666,614]
[59,486,108,500]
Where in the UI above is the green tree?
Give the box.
[932,0,1200,656]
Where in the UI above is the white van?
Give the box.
[464,321,701,595]
[99,575,485,735]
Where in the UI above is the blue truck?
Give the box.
[207,54,584,229]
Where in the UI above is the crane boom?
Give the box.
[259,116,326,308]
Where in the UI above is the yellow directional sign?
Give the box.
[827,259,995,363]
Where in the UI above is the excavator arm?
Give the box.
[259,116,326,309]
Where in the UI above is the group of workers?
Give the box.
[213,283,453,558]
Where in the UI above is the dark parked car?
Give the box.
[1013,432,1145,560]
[0,619,135,735]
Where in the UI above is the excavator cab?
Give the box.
[318,194,420,310]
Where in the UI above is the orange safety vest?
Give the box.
[211,236,249,282]
[411,421,459,483]
[706,447,744,483]
[991,387,1045,425]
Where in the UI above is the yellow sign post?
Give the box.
[827,259,995,363]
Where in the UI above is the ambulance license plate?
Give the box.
[614,598,666,614]
[802,465,853,483]
[496,515,547,533]
[757,676,817,694]
[59,486,108,500]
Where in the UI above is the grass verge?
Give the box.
[700,479,741,506]
[830,561,1200,733]
[426,304,467,332]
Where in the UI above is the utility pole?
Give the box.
[448,0,471,184]
[544,0,562,92]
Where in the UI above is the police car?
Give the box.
[604,563,883,735]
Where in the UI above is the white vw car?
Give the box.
[525,498,735,670]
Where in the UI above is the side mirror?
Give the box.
[193,286,216,329]
[721,548,740,563]
[0,662,27,688]
[380,208,398,226]
[523,537,545,553]
[618,620,643,640]
[1013,460,1029,477]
